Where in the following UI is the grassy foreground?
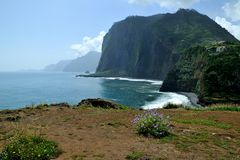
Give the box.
[0,105,240,160]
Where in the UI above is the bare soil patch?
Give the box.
[0,107,240,160]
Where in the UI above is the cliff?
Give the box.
[96,9,238,80]
[160,42,240,104]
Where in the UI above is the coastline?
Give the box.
[178,92,202,107]
[78,74,199,108]
[0,72,200,110]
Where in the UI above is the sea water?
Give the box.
[0,72,190,110]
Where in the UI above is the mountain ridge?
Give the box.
[44,51,101,72]
[96,9,238,80]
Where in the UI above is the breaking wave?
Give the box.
[103,77,163,85]
[141,92,191,110]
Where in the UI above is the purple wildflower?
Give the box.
[132,110,171,138]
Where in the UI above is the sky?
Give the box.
[0,0,239,71]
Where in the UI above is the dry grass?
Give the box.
[0,106,240,160]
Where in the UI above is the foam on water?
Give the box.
[0,73,191,110]
[141,92,191,110]
[101,77,190,109]
[103,77,163,85]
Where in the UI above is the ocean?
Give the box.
[0,72,190,110]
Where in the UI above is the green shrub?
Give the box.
[0,135,60,160]
[125,151,144,160]
[206,104,240,112]
[132,110,171,138]
[207,106,240,112]
[163,103,183,109]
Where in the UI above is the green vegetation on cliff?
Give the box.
[161,42,240,104]
[96,9,238,80]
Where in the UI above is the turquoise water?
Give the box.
[0,72,190,110]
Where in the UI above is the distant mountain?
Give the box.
[44,60,72,72]
[160,42,240,104]
[95,9,238,80]
[44,51,101,72]
[63,52,101,72]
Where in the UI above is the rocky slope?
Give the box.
[160,42,240,104]
[96,9,238,80]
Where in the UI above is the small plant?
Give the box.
[35,104,49,109]
[125,151,144,160]
[163,103,183,109]
[0,135,60,160]
[206,104,240,112]
[132,110,171,138]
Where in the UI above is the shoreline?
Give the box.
[0,73,201,110]
[77,75,202,108]
[178,92,202,107]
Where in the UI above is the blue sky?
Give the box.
[0,0,239,71]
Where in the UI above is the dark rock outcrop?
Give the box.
[49,103,71,108]
[78,98,123,109]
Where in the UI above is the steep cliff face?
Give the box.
[96,9,238,80]
[160,42,240,104]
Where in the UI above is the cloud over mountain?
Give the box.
[128,0,200,8]
[71,31,106,57]
[215,0,240,40]
[215,17,240,40]
[222,0,240,22]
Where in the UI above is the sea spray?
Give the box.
[142,92,191,110]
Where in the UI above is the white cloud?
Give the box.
[71,31,106,57]
[215,16,240,40]
[128,0,200,8]
[223,0,240,22]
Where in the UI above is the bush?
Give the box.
[163,103,183,109]
[132,110,171,138]
[0,135,60,160]
[125,151,144,160]
[204,104,240,112]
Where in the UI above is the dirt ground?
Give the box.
[0,106,240,160]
